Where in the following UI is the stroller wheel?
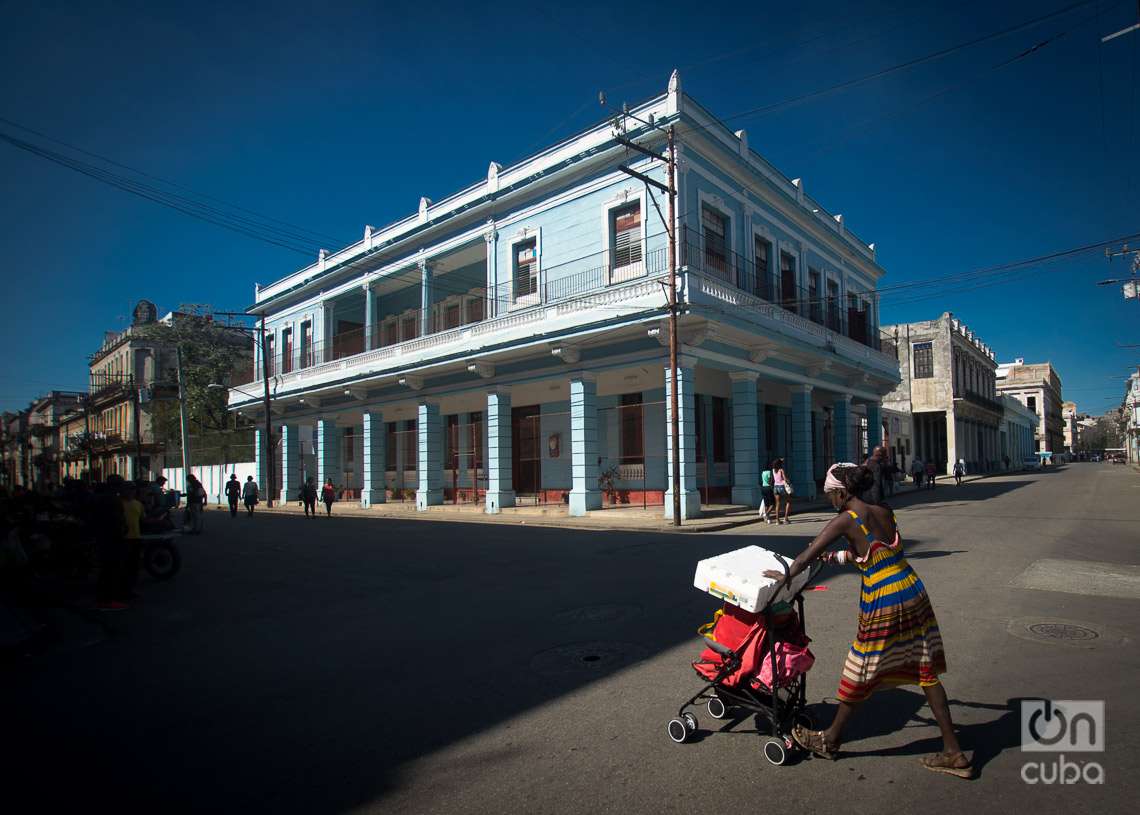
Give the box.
[707,695,727,720]
[667,718,689,744]
[683,712,698,732]
[763,738,788,766]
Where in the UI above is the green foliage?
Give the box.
[137,316,255,462]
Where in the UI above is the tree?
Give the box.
[137,312,255,466]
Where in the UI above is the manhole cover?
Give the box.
[1006,617,1120,649]
[553,604,642,624]
[529,641,649,677]
[1027,623,1099,641]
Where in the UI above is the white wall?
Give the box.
[163,461,258,505]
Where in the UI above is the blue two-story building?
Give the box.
[230,71,900,518]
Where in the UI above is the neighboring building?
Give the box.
[882,405,912,473]
[227,73,900,517]
[880,313,1003,474]
[995,358,1064,455]
[57,407,89,481]
[1001,395,1037,467]
[26,391,85,488]
[1126,371,1140,464]
[2,410,30,488]
[1062,400,1078,453]
[84,299,178,481]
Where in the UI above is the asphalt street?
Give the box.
[7,464,1138,814]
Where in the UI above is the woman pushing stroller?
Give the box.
[763,462,972,779]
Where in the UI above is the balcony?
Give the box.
[958,390,1005,415]
[679,227,881,352]
[230,246,670,397]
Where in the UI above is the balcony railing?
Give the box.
[232,246,669,386]
[680,226,880,351]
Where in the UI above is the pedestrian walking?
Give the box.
[763,463,970,779]
[953,459,966,486]
[321,478,336,517]
[864,446,886,505]
[224,474,241,517]
[924,461,937,489]
[185,474,206,534]
[910,457,924,489]
[242,475,259,516]
[759,463,776,524]
[301,477,318,517]
[772,458,793,524]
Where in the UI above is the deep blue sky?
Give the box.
[2,0,1137,415]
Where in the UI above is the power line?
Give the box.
[673,0,1099,140]
[0,114,347,247]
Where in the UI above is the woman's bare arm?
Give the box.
[764,512,850,583]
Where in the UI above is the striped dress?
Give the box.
[838,509,946,703]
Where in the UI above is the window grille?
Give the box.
[913,342,934,379]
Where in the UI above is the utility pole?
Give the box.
[610,100,682,524]
[176,346,192,480]
[666,126,681,527]
[260,315,275,508]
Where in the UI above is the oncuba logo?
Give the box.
[1021,700,1105,785]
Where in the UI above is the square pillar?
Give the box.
[790,385,817,500]
[420,260,434,336]
[393,420,405,491]
[416,401,443,510]
[364,284,375,351]
[361,410,386,507]
[486,388,514,513]
[280,424,300,504]
[730,371,760,506]
[254,428,269,494]
[664,359,700,520]
[833,395,853,463]
[569,374,602,516]
[316,418,339,489]
[866,401,883,453]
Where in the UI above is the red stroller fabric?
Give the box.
[693,603,815,690]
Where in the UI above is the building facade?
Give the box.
[1061,400,1078,453]
[1001,395,1037,467]
[81,300,179,481]
[1,393,84,490]
[880,313,1004,474]
[995,358,1064,455]
[227,74,900,518]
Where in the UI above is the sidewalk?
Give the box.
[211,471,1001,534]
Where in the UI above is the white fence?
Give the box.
[163,461,258,506]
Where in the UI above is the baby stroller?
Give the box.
[667,556,822,766]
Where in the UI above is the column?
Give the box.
[361,410,386,507]
[457,412,472,490]
[416,401,443,510]
[832,394,853,463]
[394,420,405,492]
[866,401,882,453]
[316,418,338,488]
[789,385,817,500]
[280,423,299,504]
[485,388,514,512]
[569,374,602,516]
[420,259,433,336]
[946,412,959,473]
[364,284,375,351]
[664,359,700,520]
[730,372,760,506]
[254,427,269,493]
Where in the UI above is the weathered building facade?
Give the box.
[995,358,1064,455]
[228,74,900,517]
[881,313,1003,474]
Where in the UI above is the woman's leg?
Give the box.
[783,497,792,522]
[823,700,859,748]
[922,682,962,754]
[774,492,783,523]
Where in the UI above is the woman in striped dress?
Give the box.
[763,463,972,779]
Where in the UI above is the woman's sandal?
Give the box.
[920,752,974,779]
[791,725,838,760]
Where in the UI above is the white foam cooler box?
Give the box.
[693,545,813,612]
